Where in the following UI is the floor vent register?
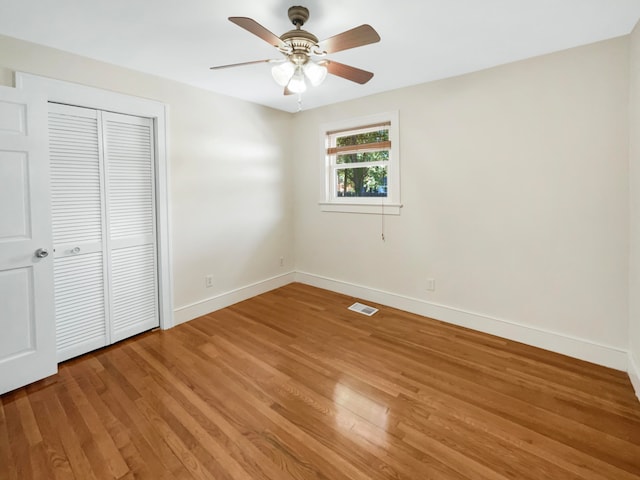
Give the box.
[348,302,379,316]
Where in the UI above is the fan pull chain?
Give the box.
[297,94,303,112]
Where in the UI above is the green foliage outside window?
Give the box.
[335,129,388,197]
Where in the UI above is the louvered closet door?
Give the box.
[49,104,108,362]
[102,112,159,343]
[49,105,159,362]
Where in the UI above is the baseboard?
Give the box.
[295,271,628,371]
[173,272,296,325]
[629,352,640,401]
[171,270,629,372]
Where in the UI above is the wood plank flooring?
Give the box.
[2,282,640,479]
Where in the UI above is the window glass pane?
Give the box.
[336,129,389,147]
[336,150,389,164]
[336,166,387,197]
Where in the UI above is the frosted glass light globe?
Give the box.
[271,62,295,87]
[304,61,327,86]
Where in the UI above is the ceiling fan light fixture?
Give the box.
[287,66,307,93]
[303,60,327,86]
[271,61,295,86]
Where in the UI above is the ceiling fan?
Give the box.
[210,6,381,95]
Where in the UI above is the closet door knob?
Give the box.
[71,247,81,254]
[35,248,49,258]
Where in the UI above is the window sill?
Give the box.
[319,202,403,215]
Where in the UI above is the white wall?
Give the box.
[293,38,631,368]
[0,34,295,323]
[629,23,640,395]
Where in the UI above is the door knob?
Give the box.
[35,248,49,258]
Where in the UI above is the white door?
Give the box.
[0,86,56,395]
[48,104,159,362]
[48,104,109,362]
[103,111,159,343]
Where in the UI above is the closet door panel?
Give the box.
[106,115,154,242]
[111,244,157,341]
[103,112,158,342]
[48,104,108,362]
[53,252,107,361]
[49,109,103,248]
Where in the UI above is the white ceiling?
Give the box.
[1,0,639,113]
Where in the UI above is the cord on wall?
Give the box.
[381,197,385,241]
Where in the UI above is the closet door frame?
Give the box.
[16,72,174,331]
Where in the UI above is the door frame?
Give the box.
[16,72,175,331]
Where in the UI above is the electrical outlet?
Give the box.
[205,274,213,288]
[426,278,435,291]
[279,256,284,267]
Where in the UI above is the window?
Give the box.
[320,112,401,214]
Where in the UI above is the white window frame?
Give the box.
[319,111,401,215]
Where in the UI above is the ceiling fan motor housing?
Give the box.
[280,29,318,55]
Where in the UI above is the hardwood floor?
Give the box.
[2,282,640,479]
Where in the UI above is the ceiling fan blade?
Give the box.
[325,61,374,84]
[317,25,380,54]
[210,59,279,70]
[229,17,286,49]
